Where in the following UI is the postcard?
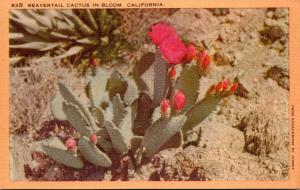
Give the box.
[0,0,299,189]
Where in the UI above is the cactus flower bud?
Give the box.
[168,66,176,81]
[90,134,97,144]
[173,90,186,113]
[90,58,100,67]
[160,99,171,119]
[214,81,223,92]
[222,79,230,90]
[229,82,239,94]
[66,138,76,150]
[197,49,210,70]
[184,43,196,62]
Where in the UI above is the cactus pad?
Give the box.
[78,136,112,167]
[42,137,84,169]
[104,120,129,154]
[183,95,222,136]
[62,102,93,137]
[142,115,187,158]
[173,63,200,111]
[88,68,108,107]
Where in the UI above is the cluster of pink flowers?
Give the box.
[148,23,196,65]
[148,22,210,71]
[160,90,186,118]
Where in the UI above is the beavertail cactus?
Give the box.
[40,22,238,170]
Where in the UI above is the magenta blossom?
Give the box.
[173,90,186,112]
[148,22,178,46]
[159,35,187,65]
[184,43,197,62]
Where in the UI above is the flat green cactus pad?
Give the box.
[88,68,108,107]
[112,94,127,127]
[173,63,200,111]
[104,120,129,154]
[123,77,139,106]
[142,115,187,158]
[182,95,222,136]
[50,91,67,120]
[62,102,93,137]
[78,136,112,167]
[42,137,84,169]
[56,81,99,133]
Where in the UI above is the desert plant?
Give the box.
[9,9,129,67]
[39,22,239,169]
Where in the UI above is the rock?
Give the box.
[260,25,285,44]
[265,65,289,90]
[266,11,274,18]
[237,109,282,156]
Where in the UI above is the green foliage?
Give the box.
[78,136,112,167]
[173,62,200,111]
[182,95,222,136]
[44,48,227,169]
[142,115,187,158]
[42,137,84,169]
[9,9,130,67]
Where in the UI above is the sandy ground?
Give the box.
[9,8,289,180]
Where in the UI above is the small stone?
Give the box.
[266,11,274,18]
[267,164,273,170]
[273,165,281,172]
[265,18,274,26]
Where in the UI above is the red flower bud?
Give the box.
[66,138,76,150]
[184,43,196,62]
[160,99,171,118]
[168,66,176,81]
[148,22,178,46]
[90,134,97,144]
[173,90,186,112]
[90,58,99,67]
[214,82,223,92]
[222,79,230,90]
[197,49,210,70]
[230,82,239,94]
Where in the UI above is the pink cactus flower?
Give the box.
[160,99,171,118]
[90,134,97,144]
[222,79,230,90]
[148,22,178,46]
[168,66,177,81]
[159,35,187,65]
[66,138,76,150]
[230,82,239,94]
[173,90,186,112]
[197,49,210,70]
[184,43,197,62]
